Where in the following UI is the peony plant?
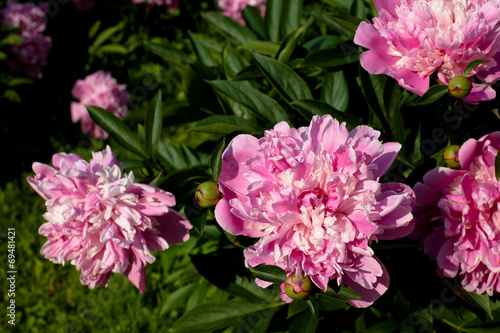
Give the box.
[215,115,415,307]
[27,146,192,292]
[354,0,500,104]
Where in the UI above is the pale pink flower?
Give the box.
[132,0,179,12]
[218,0,266,25]
[0,1,51,79]
[71,70,130,139]
[411,132,500,296]
[27,146,192,292]
[354,0,500,104]
[215,115,415,307]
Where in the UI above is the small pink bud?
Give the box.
[443,145,461,168]
[284,273,313,301]
[448,76,472,99]
[195,181,222,208]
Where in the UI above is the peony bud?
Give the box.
[448,76,472,99]
[195,181,222,208]
[284,273,313,301]
[443,145,461,168]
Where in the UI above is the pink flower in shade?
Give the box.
[411,132,500,296]
[354,0,500,104]
[72,0,98,12]
[27,146,192,292]
[215,115,415,308]
[131,0,179,12]
[71,70,130,139]
[218,0,266,25]
[0,1,51,79]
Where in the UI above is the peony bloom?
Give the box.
[71,70,130,139]
[27,146,192,292]
[354,0,500,104]
[411,132,500,296]
[218,0,266,25]
[0,1,51,79]
[215,115,415,307]
[131,0,179,12]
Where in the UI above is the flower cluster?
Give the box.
[71,70,130,139]
[132,0,179,12]
[28,146,192,292]
[218,0,266,25]
[412,132,500,296]
[215,115,415,307]
[354,0,500,104]
[0,1,52,79]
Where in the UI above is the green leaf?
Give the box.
[252,52,312,102]
[452,288,494,320]
[89,21,124,54]
[463,60,490,77]
[145,90,163,162]
[201,12,257,44]
[410,84,448,105]
[242,6,268,40]
[322,284,363,302]
[249,264,287,283]
[310,12,362,39]
[210,138,225,181]
[144,41,192,64]
[265,0,284,42]
[238,40,281,57]
[298,47,359,68]
[169,300,279,333]
[208,80,289,124]
[321,71,349,112]
[291,99,361,129]
[160,283,197,316]
[495,150,500,181]
[222,45,249,80]
[277,26,304,64]
[290,310,319,333]
[188,31,217,67]
[189,115,261,135]
[281,1,304,37]
[87,106,147,159]
[96,43,128,55]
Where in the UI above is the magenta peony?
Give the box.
[71,70,130,139]
[215,115,415,307]
[411,132,500,296]
[354,0,500,104]
[0,1,51,79]
[27,146,192,292]
[131,0,179,12]
[218,0,266,25]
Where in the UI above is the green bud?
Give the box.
[448,76,472,99]
[195,181,221,208]
[443,145,461,169]
[284,273,313,301]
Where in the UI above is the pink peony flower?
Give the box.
[27,146,192,292]
[354,0,500,104]
[215,115,415,307]
[218,0,266,25]
[71,70,130,139]
[131,0,179,12]
[0,1,52,79]
[411,132,500,296]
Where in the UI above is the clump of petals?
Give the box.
[0,1,51,79]
[71,70,130,139]
[354,0,500,104]
[411,132,500,296]
[27,146,192,292]
[218,0,266,25]
[215,115,415,308]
